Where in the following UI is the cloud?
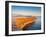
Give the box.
[12,11,41,16]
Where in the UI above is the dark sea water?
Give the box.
[26,16,41,30]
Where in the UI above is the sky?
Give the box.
[12,6,41,16]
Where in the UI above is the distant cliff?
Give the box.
[12,16,37,30]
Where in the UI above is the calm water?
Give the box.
[26,16,41,30]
